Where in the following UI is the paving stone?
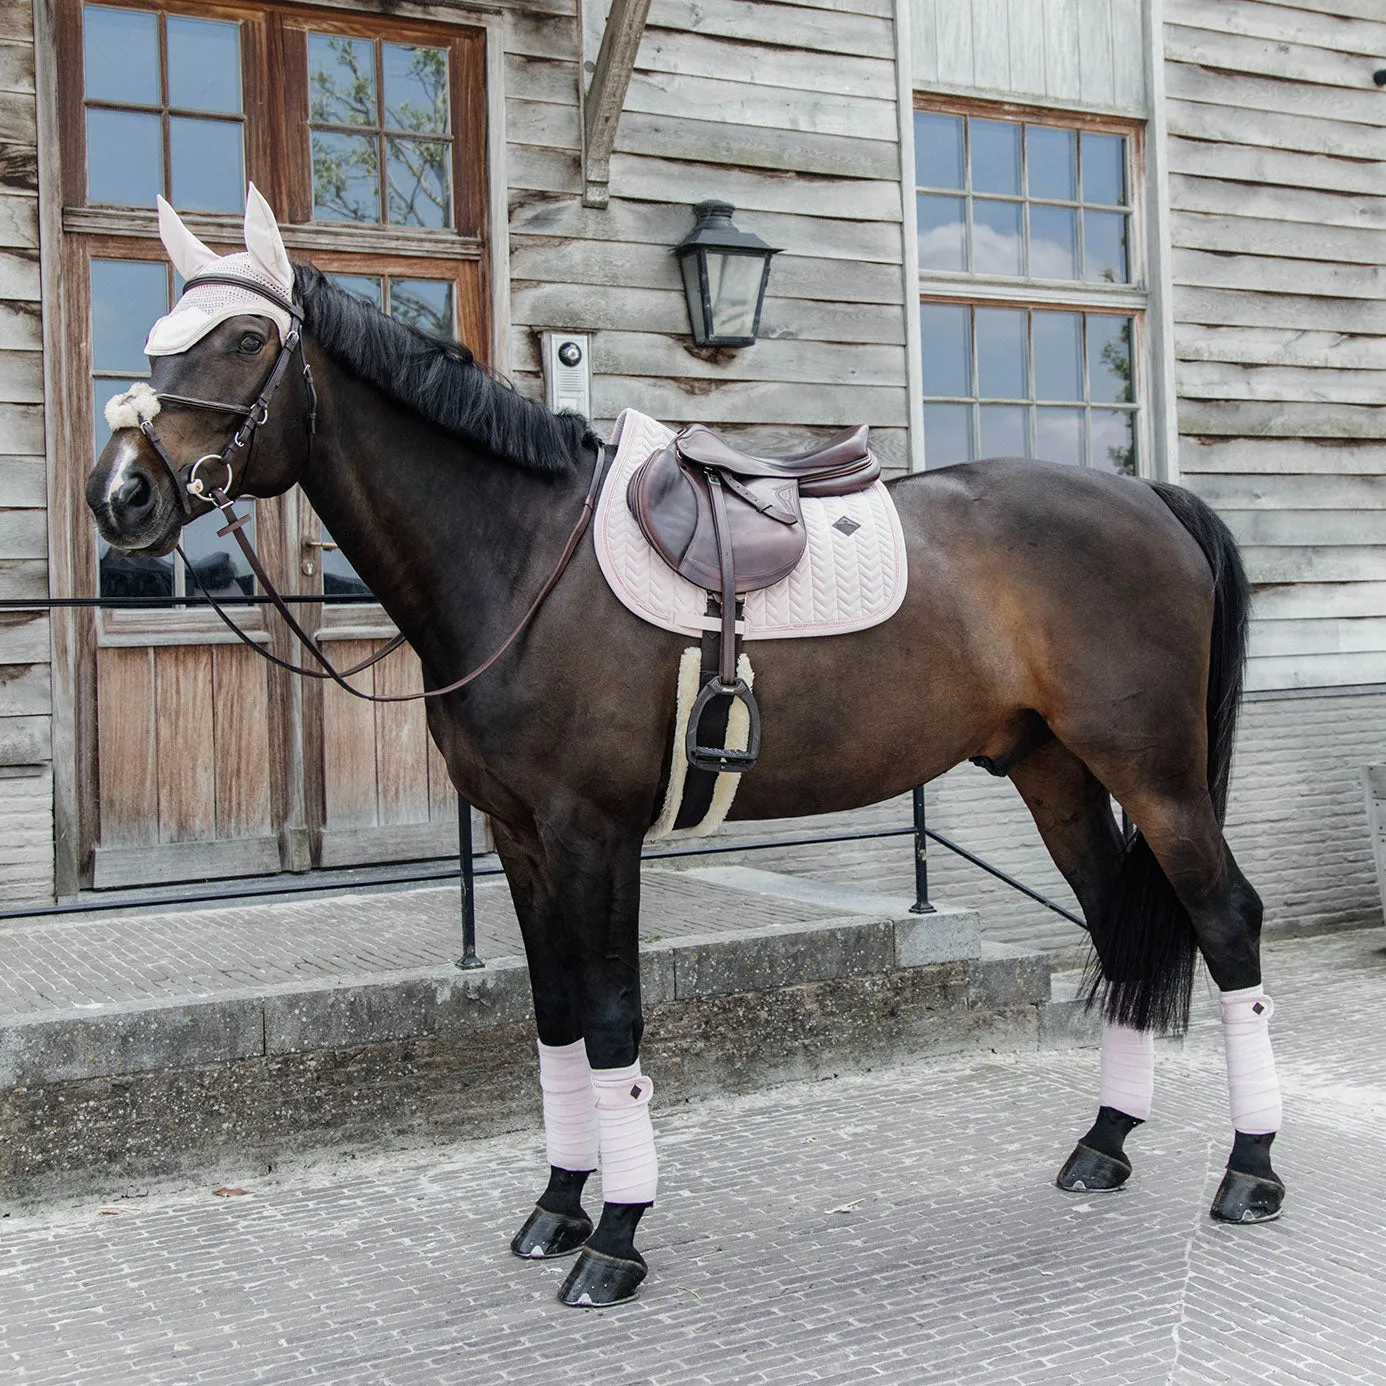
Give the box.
[1,928,1383,1385]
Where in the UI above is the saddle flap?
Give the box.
[628,444,807,592]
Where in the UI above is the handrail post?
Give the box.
[455,796,484,970]
[909,785,936,915]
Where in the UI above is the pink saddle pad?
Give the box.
[595,409,908,641]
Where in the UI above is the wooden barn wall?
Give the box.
[911,0,1147,112]
[505,0,912,471]
[0,0,51,905]
[1162,0,1386,692]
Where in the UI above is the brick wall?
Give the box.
[695,689,1386,956]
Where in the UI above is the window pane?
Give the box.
[975,308,1027,398]
[924,403,972,466]
[390,278,454,336]
[973,200,1022,276]
[921,303,971,397]
[167,17,241,114]
[330,273,383,308]
[100,542,174,599]
[1028,205,1077,280]
[917,195,965,272]
[308,34,377,127]
[1082,132,1127,206]
[320,524,372,598]
[914,112,963,190]
[87,109,161,206]
[1083,210,1129,283]
[705,253,764,339]
[91,259,167,374]
[1091,409,1137,476]
[970,120,1021,196]
[1088,316,1134,403]
[312,130,380,222]
[979,404,1027,457]
[385,136,452,228]
[170,118,244,212]
[1027,126,1076,201]
[1032,312,1082,401]
[181,508,255,601]
[84,5,158,106]
[382,44,450,134]
[1036,407,1083,466]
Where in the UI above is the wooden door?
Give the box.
[56,0,492,887]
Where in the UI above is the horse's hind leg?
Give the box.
[1090,772,1284,1224]
[1009,742,1155,1192]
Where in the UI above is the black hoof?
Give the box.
[1210,1168,1285,1224]
[557,1247,647,1308]
[1056,1142,1132,1193]
[509,1206,592,1260]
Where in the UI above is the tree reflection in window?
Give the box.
[309,35,453,229]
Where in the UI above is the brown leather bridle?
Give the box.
[138,271,607,703]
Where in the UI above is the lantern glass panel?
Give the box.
[679,254,707,339]
[706,251,764,341]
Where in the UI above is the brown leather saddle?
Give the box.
[629,422,879,774]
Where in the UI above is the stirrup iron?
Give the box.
[686,676,761,775]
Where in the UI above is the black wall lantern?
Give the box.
[673,201,780,347]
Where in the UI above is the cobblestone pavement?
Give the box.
[0,871,842,1017]
[4,927,1384,1386]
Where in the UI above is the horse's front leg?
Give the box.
[492,818,600,1262]
[537,816,654,1309]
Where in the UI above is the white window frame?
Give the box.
[909,96,1153,478]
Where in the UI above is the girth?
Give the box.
[628,422,879,774]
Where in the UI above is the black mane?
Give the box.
[294,264,597,475]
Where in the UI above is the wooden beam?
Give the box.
[583,0,652,208]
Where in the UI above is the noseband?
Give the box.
[139,272,317,515]
[135,271,607,704]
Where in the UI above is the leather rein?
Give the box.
[139,271,606,703]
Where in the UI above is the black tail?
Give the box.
[1090,481,1251,1033]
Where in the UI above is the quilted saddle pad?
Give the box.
[595,409,908,641]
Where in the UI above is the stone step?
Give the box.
[0,872,1075,1205]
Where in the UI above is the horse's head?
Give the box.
[86,185,315,557]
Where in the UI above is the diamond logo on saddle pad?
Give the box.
[832,516,861,536]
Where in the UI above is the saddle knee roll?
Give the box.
[1220,987,1282,1135]
[1098,1020,1155,1123]
[538,1039,599,1173]
[592,1063,658,1205]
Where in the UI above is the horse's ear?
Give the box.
[157,196,217,281]
[243,182,293,292]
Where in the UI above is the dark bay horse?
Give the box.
[86,196,1284,1307]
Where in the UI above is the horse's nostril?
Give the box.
[115,472,152,512]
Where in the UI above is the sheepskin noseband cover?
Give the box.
[144,250,293,356]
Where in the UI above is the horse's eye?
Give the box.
[238,332,265,355]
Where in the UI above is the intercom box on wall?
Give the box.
[541,332,592,416]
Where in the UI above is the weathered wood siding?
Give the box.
[507,0,912,471]
[1165,0,1386,692]
[911,0,1146,113]
[0,0,51,904]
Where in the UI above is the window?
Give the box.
[308,36,454,228]
[61,0,490,611]
[83,7,245,212]
[921,305,1136,474]
[914,103,1143,472]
